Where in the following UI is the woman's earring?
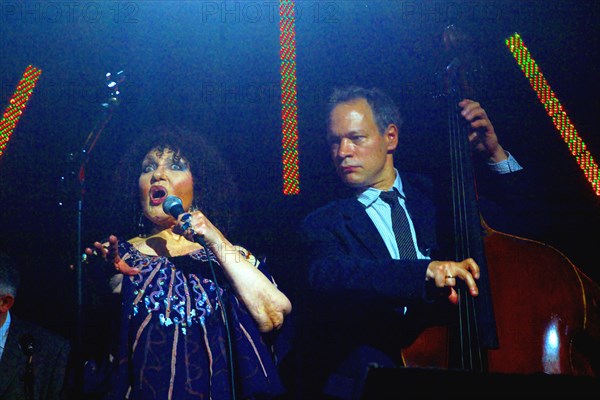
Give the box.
[137,212,147,238]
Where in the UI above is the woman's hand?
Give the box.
[175,210,226,250]
[85,235,140,276]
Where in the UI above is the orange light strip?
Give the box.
[506,33,599,196]
[0,65,43,158]
[279,0,300,195]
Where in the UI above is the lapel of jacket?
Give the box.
[339,197,391,260]
[0,317,26,396]
[401,173,437,257]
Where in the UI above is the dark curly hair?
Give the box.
[114,125,240,238]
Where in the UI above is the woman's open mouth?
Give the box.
[149,185,168,206]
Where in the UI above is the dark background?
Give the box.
[0,0,598,370]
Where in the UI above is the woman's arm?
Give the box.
[181,211,292,333]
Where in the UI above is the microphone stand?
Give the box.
[67,70,124,396]
[75,108,113,349]
[19,334,35,400]
[23,354,34,400]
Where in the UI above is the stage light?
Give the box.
[0,65,43,158]
[506,33,599,196]
[279,0,300,195]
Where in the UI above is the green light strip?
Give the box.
[0,65,43,158]
[279,0,300,195]
[506,33,599,196]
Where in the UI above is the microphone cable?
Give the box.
[198,236,237,400]
[163,196,237,399]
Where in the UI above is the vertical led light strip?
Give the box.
[506,33,599,196]
[279,0,300,195]
[0,65,43,158]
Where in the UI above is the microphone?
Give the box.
[162,196,206,246]
[19,334,35,357]
[162,195,187,220]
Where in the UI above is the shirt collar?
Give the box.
[0,311,11,353]
[357,169,406,207]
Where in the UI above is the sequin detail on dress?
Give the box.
[106,241,285,400]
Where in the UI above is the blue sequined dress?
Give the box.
[105,241,285,400]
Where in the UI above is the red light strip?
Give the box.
[279,0,300,195]
[0,65,43,158]
[506,33,599,196]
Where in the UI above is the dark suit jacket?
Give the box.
[297,173,454,399]
[0,316,71,400]
[296,170,518,399]
[302,172,439,300]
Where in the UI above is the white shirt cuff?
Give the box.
[487,151,523,174]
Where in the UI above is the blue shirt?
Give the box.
[357,154,522,260]
[357,172,427,260]
[0,311,11,361]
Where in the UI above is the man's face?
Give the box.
[327,98,397,190]
[0,293,15,316]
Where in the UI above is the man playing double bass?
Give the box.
[296,85,526,399]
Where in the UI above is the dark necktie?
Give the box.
[379,190,417,259]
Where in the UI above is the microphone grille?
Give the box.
[19,334,34,356]
[162,195,182,214]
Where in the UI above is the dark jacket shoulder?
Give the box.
[0,316,71,400]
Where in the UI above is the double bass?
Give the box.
[401,25,600,378]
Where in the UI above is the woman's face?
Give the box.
[139,147,194,229]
